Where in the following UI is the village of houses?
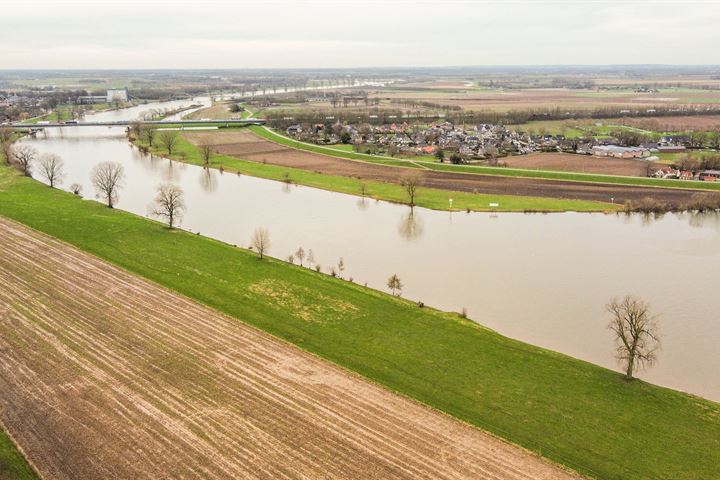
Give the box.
[284,120,720,182]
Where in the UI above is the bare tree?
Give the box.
[0,126,13,163]
[159,130,179,155]
[0,126,12,145]
[150,183,185,228]
[251,227,270,259]
[70,183,83,195]
[337,257,345,278]
[143,126,156,147]
[607,295,661,380]
[387,274,403,296]
[91,161,125,208]
[12,145,38,176]
[1,140,13,166]
[295,247,306,266]
[199,144,213,166]
[307,249,315,267]
[128,121,142,138]
[36,153,64,188]
[400,174,422,207]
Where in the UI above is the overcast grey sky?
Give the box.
[1,0,719,69]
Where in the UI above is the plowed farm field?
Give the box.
[0,217,579,480]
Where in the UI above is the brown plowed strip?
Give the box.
[185,129,705,205]
[505,153,661,177]
[0,217,580,480]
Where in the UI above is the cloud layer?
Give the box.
[2,0,719,68]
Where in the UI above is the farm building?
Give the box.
[77,88,129,105]
[107,88,129,103]
[591,145,650,159]
[698,170,720,181]
[657,145,687,153]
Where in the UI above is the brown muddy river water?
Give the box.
[20,98,720,402]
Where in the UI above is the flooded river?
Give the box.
[20,98,720,401]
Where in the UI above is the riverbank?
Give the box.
[251,125,720,192]
[1,164,718,480]
[130,133,615,212]
[20,102,130,125]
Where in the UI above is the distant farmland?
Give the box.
[0,217,578,480]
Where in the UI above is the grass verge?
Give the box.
[0,426,37,480]
[0,165,718,480]
[135,134,613,212]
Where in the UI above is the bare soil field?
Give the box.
[185,103,242,121]
[185,130,703,205]
[370,87,720,112]
[619,115,720,131]
[505,153,660,177]
[0,217,580,480]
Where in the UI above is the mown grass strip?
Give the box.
[0,426,38,480]
[136,135,613,212]
[0,166,718,480]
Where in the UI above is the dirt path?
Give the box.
[185,130,704,206]
[0,217,580,480]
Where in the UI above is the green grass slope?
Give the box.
[0,166,718,479]
[0,428,37,480]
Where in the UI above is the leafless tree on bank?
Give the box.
[70,183,83,196]
[91,161,125,208]
[251,228,270,259]
[128,121,142,138]
[1,141,13,166]
[150,183,186,228]
[307,249,315,268]
[295,247,306,266]
[0,126,12,145]
[159,130,179,155]
[0,126,13,163]
[11,145,38,176]
[37,153,64,188]
[607,295,661,380]
[143,127,156,147]
[199,144,213,166]
[400,174,422,207]
[387,274,403,296]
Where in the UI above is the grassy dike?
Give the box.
[0,429,37,480]
[134,133,614,212]
[251,125,720,192]
[0,166,718,480]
